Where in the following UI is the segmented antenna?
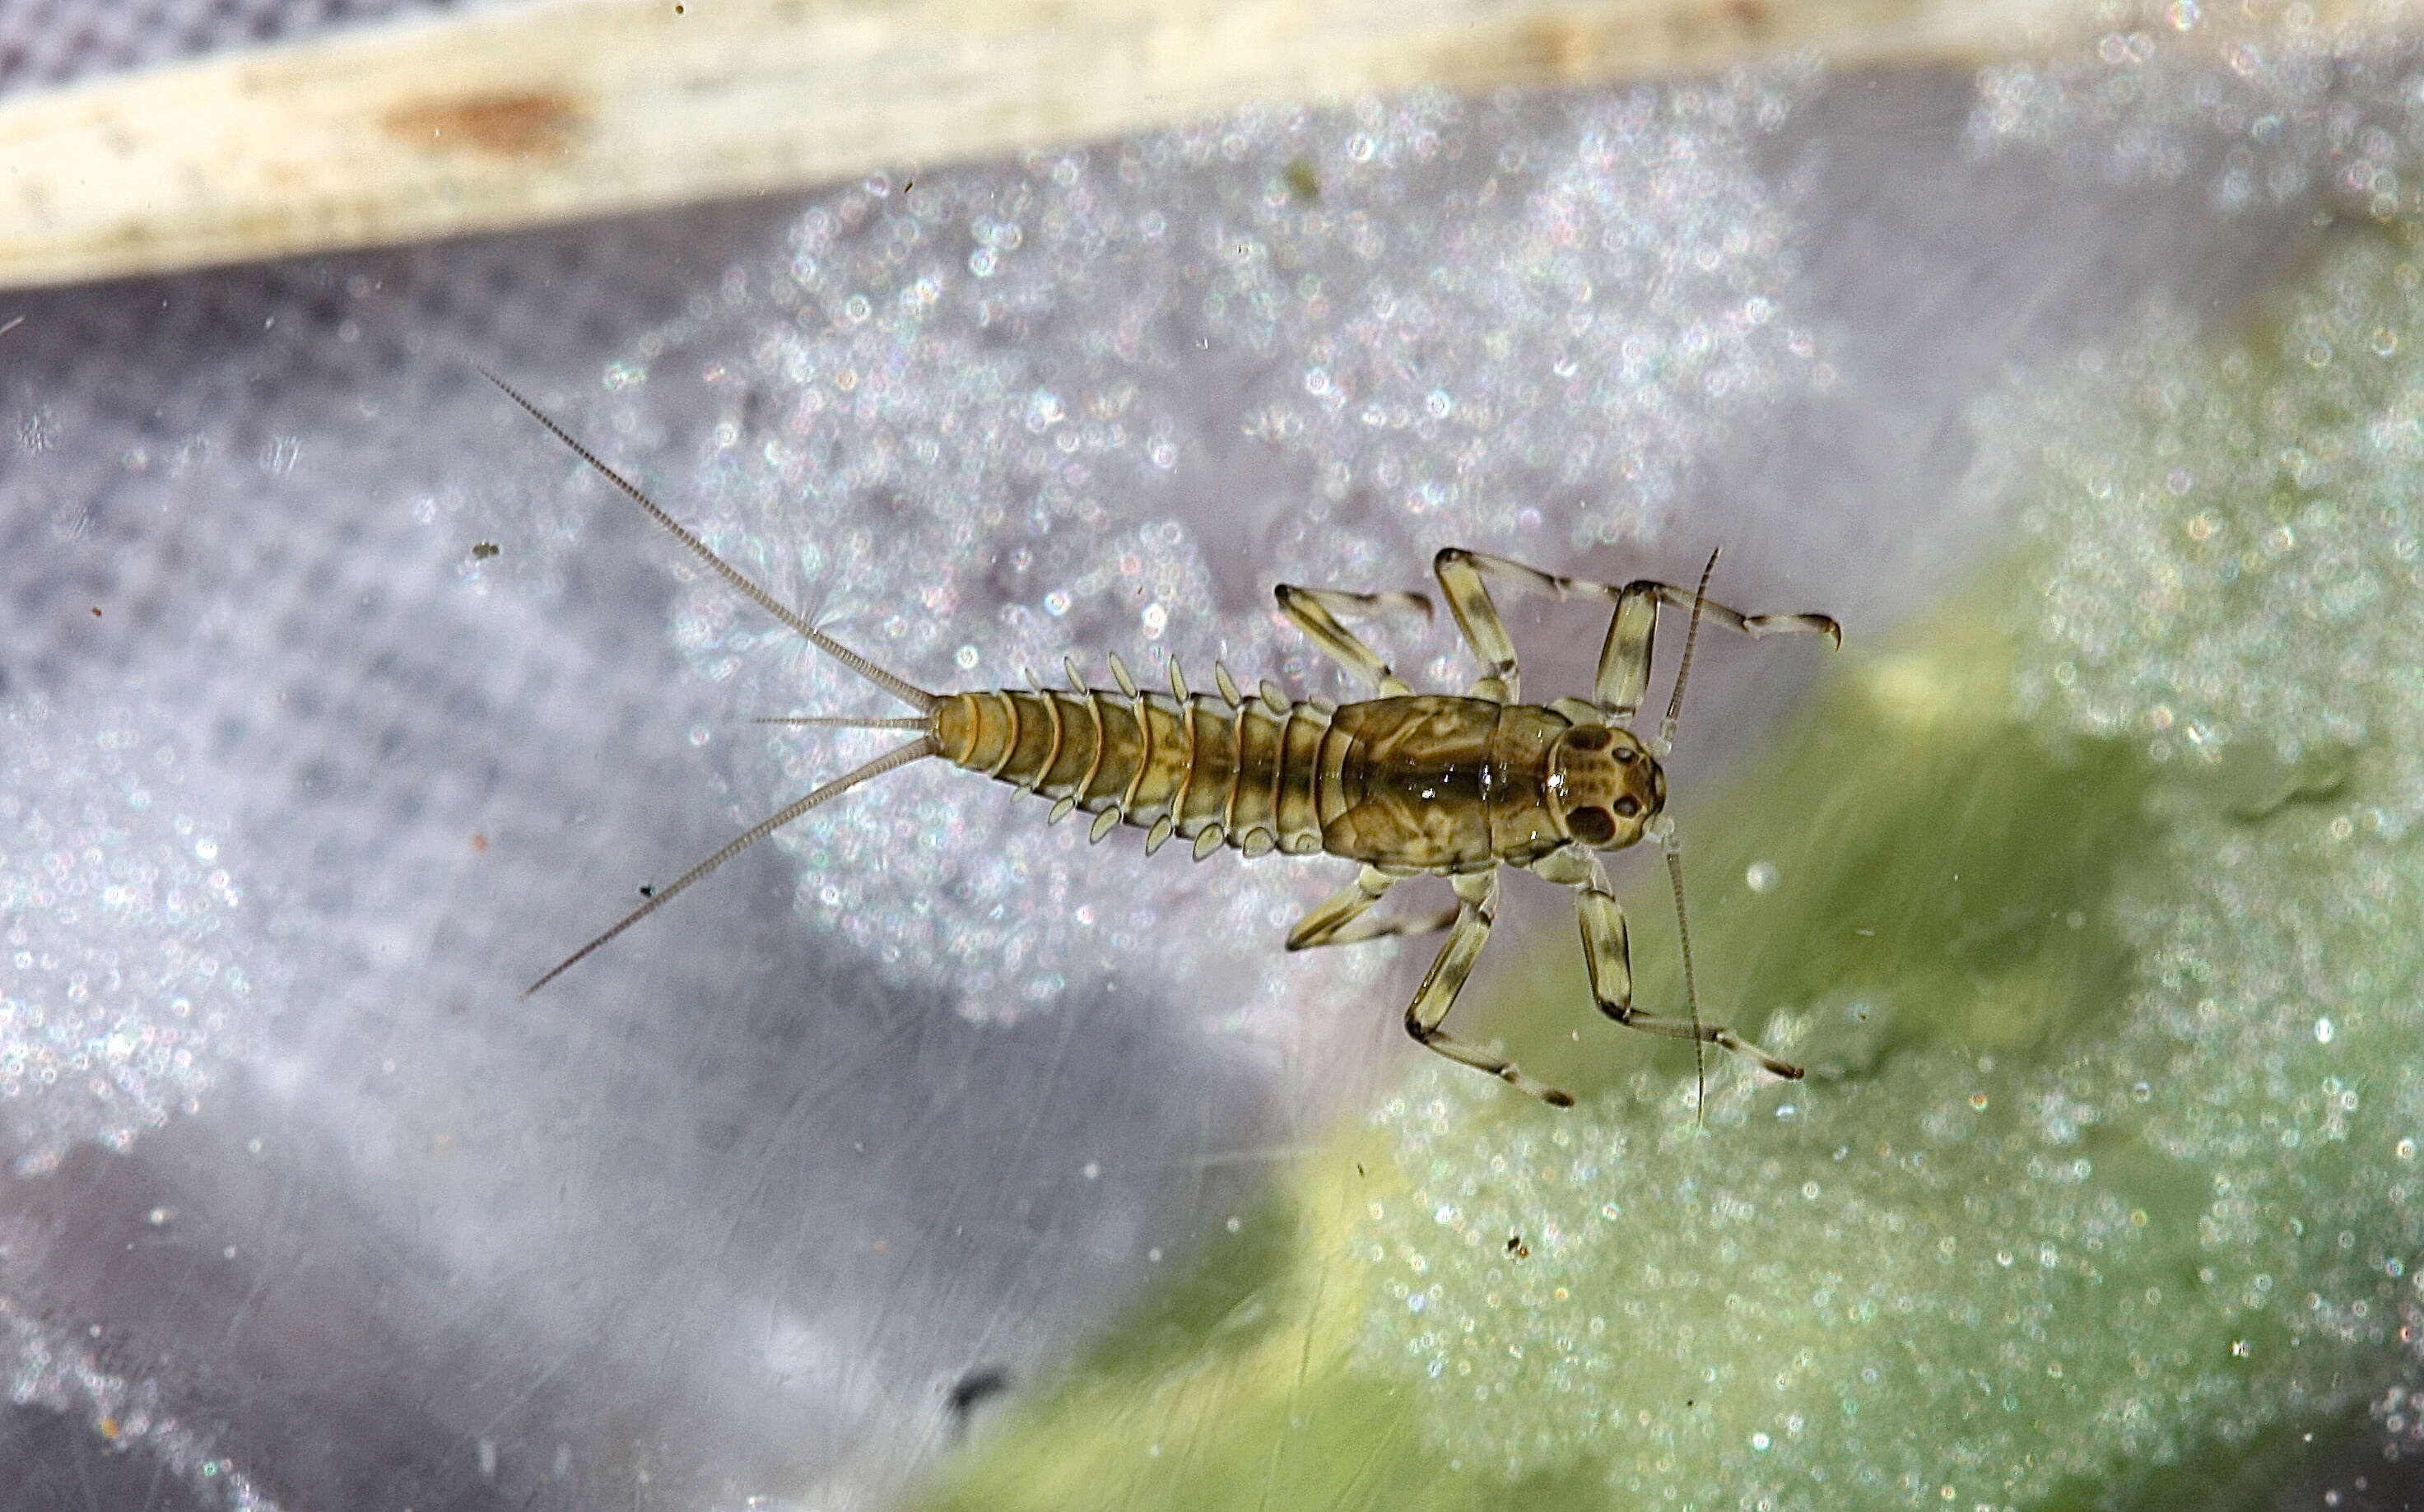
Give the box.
[1663,547,1719,1122]
[1660,546,1721,751]
[1664,844,1706,1125]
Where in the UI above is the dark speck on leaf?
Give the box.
[947,1365,1012,1430]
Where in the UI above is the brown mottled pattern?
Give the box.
[383,91,589,159]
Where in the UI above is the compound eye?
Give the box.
[1566,726,1614,753]
[1612,795,1642,819]
[1612,747,1635,765]
[1565,806,1617,844]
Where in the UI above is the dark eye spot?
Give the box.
[1565,806,1617,844]
[1613,796,1641,818]
[1566,726,1612,752]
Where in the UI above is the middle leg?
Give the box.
[1594,577,1842,718]
[1402,870,1573,1105]
[1426,547,1843,717]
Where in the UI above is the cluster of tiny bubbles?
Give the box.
[1967,0,2424,222]
[2003,223,2424,838]
[1360,1002,2413,1501]
[0,1289,285,1511]
[588,75,1821,1030]
[0,709,266,1172]
[1190,76,1821,557]
[1352,225,2424,1502]
[1360,1039,2197,1508]
[2375,1356,2424,1459]
[1998,221,2424,1466]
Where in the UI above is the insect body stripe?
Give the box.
[1026,678,1065,795]
[1076,685,1110,816]
[984,691,1022,779]
[1173,690,1200,843]
[1121,678,1157,818]
[1222,691,1248,838]
[1267,701,1295,853]
[1277,704,1335,854]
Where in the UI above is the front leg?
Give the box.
[1404,870,1572,1105]
[1274,583,1431,696]
[1551,850,1804,1080]
[1433,548,1551,703]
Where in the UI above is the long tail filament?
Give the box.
[523,736,934,996]
[479,367,937,713]
[486,367,944,993]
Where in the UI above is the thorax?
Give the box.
[1324,696,1574,871]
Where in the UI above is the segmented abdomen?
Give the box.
[933,683,1344,859]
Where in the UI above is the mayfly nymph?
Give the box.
[491,373,1840,1108]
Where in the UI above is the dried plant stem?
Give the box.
[0,0,2409,289]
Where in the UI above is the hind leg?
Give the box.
[1432,547,1564,704]
[1287,866,1459,951]
[1274,583,1433,696]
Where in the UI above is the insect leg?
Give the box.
[1286,865,1459,951]
[1433,548,1562,703]
[1594,579,1842,717]
[1403,871,1573,1105]
[1273,583,1431,696]
[1566,854,1803,1080]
